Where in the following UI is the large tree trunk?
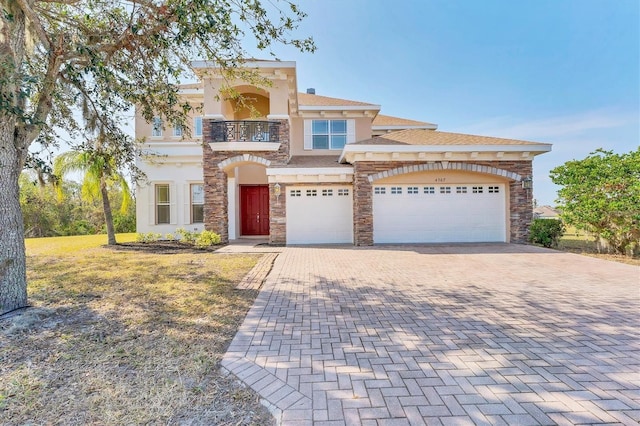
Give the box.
[0,129,28,315]
[0,1,29,315]
[101,177,117,245]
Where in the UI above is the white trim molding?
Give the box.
[266,167,354,184]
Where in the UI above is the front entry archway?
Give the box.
[240,185,269,235]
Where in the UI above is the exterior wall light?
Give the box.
[522,176,533,190]
[274,182,281,205]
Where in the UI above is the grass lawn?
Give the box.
[558,233,640,266]
[1,234,274,425]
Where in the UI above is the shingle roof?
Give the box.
[297,92,377,107]
[372,114,435,127]
[353,129,549,146]
[533,206,561,218]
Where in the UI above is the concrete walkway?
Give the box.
[222,244,640,425]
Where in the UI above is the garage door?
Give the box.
[373,184,506,243]
[286,186,353,244]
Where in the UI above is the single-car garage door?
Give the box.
[373,184,506,243]
[286,185,353,244]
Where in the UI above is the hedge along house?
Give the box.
[135,60,552,245]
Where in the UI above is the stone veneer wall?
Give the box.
[269,182,286,245]
[202,119,290,244]
[353,160,533,246]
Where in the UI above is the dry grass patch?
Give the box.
[0,234,274,425]
[559,235,640,266]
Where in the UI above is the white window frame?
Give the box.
[194,117,203,137]
[173,122,183,137]
[191,183,204,223]
[152,116,163,137]
[156,184,170,224]
[304,119,355,150]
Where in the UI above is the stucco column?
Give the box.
[269,182,286,245]
[353,163,374,246]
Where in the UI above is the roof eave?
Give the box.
[338,143,552,163]
[298,105,381,112]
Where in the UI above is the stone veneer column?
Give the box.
[203,167,228,243]
[202,118,229,243]
[269,183,286,245]
[507,162,533,244]
[353,163,374,246]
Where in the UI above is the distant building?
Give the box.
[533,205,560,219]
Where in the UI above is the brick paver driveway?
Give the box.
[222,244,640,425]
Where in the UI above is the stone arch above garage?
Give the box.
[367,162,523,183]
[373,170,510,185]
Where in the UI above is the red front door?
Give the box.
[240,185,270,236]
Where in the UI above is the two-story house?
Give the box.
[135,60,551,245]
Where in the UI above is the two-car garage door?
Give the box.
[373,183,507,243]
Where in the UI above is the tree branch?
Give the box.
[15,0,51,50]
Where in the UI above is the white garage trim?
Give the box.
[373,183,506,243]
[368,162,522,183]
[286,185,353,244]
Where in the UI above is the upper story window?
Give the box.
[152,117,162,137]
[194,117,203,137]
[313,120,346,150]
[304,119,355,150]
[173,122,183,137]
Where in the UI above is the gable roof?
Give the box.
[353,129,549,146]
[297,92,378,107]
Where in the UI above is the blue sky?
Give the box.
[253,0,639,206]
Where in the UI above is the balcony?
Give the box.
[211,120,280,143]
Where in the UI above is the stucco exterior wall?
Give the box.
[135,161,206,235]
[135,102,204,141]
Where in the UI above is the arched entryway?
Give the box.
[220,155,271,239]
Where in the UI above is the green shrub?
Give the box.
[136,232,162,243]
[112,211,136,233]
[176,228,197,244]
[194,230,221,248]
[529,219,565,248]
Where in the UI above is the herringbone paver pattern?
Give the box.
[223,244,640,425]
